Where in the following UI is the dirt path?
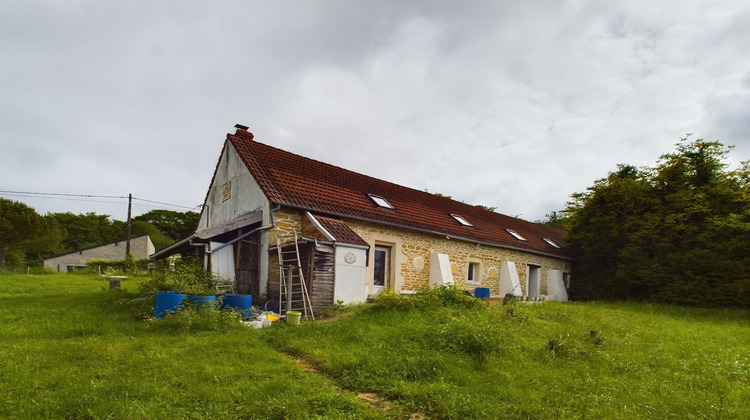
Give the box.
[291,357,426,419]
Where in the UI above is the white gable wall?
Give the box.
[198,141,272,291]
[198,142,270,230]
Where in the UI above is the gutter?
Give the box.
[297,236,370,251]
[149,234,196,260]
[278,203,573,261]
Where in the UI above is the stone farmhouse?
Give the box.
[195,124,572,315]
[44,234,154,272]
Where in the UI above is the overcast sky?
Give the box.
[1,0,748,224]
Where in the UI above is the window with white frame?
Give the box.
[543,238,560,248]
[506,229,527,241]
[367,194,394,210]
[467,262,481,282]
[451,214,473,227]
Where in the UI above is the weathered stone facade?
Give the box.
[264,206,570,297]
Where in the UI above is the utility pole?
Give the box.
[126,193,132,255]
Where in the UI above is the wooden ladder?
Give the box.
[275,232,315,320]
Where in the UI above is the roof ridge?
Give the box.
[223,130,570,259]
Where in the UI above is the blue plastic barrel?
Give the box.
[153,292,186,318]
[474,287,491,299]
[223,294,253,317]
[186,294,217,308]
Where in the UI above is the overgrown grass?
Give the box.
[0,273,383,419]
[2,273,748,419]
[263,296,750,419]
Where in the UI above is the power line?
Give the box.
[0,190,127,199]
[132,197,199,210]
[0,190,200,211]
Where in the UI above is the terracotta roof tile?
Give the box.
[228,130,571,260]
[309,213,369,247]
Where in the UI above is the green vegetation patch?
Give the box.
[2,274,748,419]
[0,273,382,419]
[263,294,750,419]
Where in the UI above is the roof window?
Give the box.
[367,194,394,209]
[506,229,527,241]
[451,214,473,227]
[543,238,560,248]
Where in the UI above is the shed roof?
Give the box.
[43,234,152,260]
[226,127,571,260]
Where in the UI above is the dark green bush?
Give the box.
[139,257,216,296]
[86,253,149,275]
[373,285,485,311]
[148,301,243,332]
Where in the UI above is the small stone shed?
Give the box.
[43,234,155,272]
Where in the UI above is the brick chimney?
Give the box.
[234,123,254,140]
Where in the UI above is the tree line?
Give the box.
[0,203,199,269]
[546,138,749,307]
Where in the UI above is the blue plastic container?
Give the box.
[474,287,491,299]
[223,294,253,317]
[153,292,186,318]
[186,294,218,308]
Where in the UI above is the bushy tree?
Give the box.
[49,212,123,253]
[0,199,63,268]
[129,220,173,251]
[133,209,199,241]
[564,138,750,307]
[49,210,190,253]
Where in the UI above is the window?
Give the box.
[222,181,232,202]
[543,238,560,248]
[563,272,571,289]
[451,214,473,227]
[527,264,541,297]
[373,245,391,288]
[506,229,527,241]
[367,194,394,209]
[467,262,480,282]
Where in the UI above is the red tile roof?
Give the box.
[227,129,571,260]
[308,213,370,247]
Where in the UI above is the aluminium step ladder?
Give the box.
[275,232,315,321]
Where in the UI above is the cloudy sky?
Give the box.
[1,0,748,223]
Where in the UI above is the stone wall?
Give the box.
[347,219,570,296]
[263,207,570,298]
[44,235,155,272]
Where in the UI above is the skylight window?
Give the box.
[543,238,560,248]
[367,194,394,209]
[506,229,527,241]
[451,214,473,227]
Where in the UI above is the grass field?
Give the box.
[1,273,748,419]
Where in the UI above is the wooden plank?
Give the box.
[195,211,262,239]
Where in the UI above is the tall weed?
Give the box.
[373,285,484,311]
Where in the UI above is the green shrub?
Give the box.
[139,257,216,296]
[86,253,149,275]
[372,289,414,310]
[373,285,485,311]
[148,301,243,332]
[415,285,485,310]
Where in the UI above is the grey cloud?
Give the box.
[1,0,748,222]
